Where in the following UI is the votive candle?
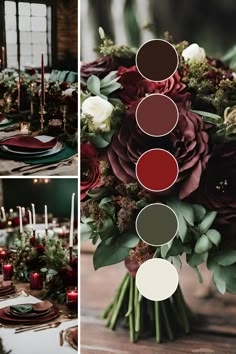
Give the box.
[30,272,43,290]
[3,264,13,280]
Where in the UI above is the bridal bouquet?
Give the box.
[80,30,236,342]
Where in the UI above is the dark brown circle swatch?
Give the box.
[135,203,178,246]
[136,39,178,81]
[136,94,179,137]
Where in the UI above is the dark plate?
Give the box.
[5,307,51,319]
[0,287,16,296]
[0,304,59,325]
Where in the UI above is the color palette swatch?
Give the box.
[134,39,180,301]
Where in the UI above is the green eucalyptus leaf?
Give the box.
[192,266,203,283]
[192,204,206,223]
[178,201,194,225]
[205,229,221,246]
[171,255,182,269]
[194,235,213,254]
[93,238,130,270]
[87,75,101,96]
[100,71,118,85]
[90,134,110,148]
[81,223,93,242]
[87,187,107,199]
[215,250,236,266]
[191,110,222,121]
[120,232,139,248]
[98,218,115,239]
[101,82,121,96]
[101,131,114,143]
[187,252,208,267]
[198,211,217,234]
[213,268,226,294]
[161,243,170,258]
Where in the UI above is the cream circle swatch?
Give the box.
[136,258,179,301]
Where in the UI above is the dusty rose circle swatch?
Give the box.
[136,148,179,192]
[136,94,179,137]
[136,39,178,81]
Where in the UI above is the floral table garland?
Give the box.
[81,30,236,342]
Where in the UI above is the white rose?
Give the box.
[182,43,206,63]
[82,96,114,132]
[62,88,75,96]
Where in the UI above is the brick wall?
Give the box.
[56,0,78,71]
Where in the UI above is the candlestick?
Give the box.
[44,205,48,230]
[31,203,36,230]
[2,47,5,70]
[28,209,32,230]
[30,272,43,290]
[1,207,6,221]
[69,193,75,248]
[41,53,45,106]
[22,207,25,217]
[39,103,46,132]
[3,263,13,280]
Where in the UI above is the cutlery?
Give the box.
[15,321,62,333]
[22,159,74,175]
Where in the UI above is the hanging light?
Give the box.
[33,179,51,184]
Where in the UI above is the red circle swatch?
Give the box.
[136,94,179,137]
[136,149,178,191]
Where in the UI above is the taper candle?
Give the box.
[44,205,48,230]
[41,53,45,106]
[1,207,6,221]
[2,47,5,69]
[28,209,32,229]
[31,203,36,230]
[18,206,23,233]
[69,193,75,247]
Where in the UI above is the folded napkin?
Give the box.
[0,135,58,151]
[0,113,9,124]
[10,305,33,313]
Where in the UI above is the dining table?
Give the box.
[0,129,78,176]
[0,284,78,354]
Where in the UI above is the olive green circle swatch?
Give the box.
[135,203,178,246]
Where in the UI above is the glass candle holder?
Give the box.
[3,263,13,280]
[48,118,63,135]
[66,287,78,311]
[20,122,31,135]
[0,248,7,263]
[30,272,43,290]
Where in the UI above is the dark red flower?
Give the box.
[36,244,45,254]
[29,237,36,246]
[81,143,103,200]
[117,66,190,107]
[195,142,236,245]
[108,102,210,199]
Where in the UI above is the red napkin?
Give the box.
[0,136,58,151]
[73,328,78,344]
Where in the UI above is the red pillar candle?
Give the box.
[30,272,43,290]
[41,53,45,106]
[3,264,13,280]
[66,287,78,305]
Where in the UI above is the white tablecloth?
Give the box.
[0,295,78,354]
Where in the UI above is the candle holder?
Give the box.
[60,105,67,132]
[39,103,46,132]
[3,262,13,281]
[0,248,7,263]
[66,286,78,312]
[20,122,31,135]
[30,82,37,118]
[30,272,43,290]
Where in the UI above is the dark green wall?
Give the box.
[2,178,78,218]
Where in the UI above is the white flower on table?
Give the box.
[182,43,206,63]
[82,96,114,132]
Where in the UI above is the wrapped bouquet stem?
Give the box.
[102,271,191,342]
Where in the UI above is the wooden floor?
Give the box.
[81,245,236,354]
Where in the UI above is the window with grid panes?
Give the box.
[4,0,52,69]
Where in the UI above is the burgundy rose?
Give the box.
[196,142,236,245]
[29,236,36,246]
[81,55,135,83]
[36,244,45,254]
[108,102,210,199]
[61,259,78,287]
[117,66,190,107]
[81,143,103,200]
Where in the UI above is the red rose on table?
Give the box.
[36,244,45,254]
[117,66,190,107]
[81,143,103,200]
